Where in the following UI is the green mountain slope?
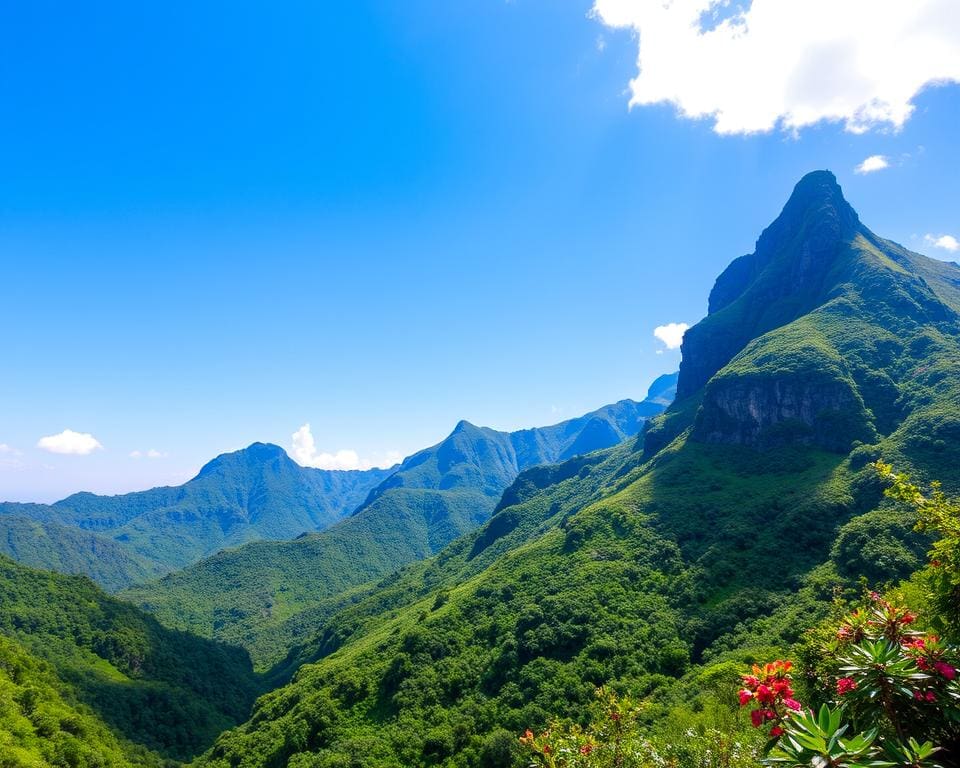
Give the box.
[0,633,143,768]
[0,516,164,592]
[0,555,260,763]
[193,172,960,768]
[123,390,675,668]
[0,443,394,584]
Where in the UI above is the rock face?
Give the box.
[694,376,875,452]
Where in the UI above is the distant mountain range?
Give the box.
[0,444,395,586]
[122,379,677,666]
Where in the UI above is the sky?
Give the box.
[1,0,959,502]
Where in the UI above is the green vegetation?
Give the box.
[0,634,146,768]
[0,515,163,592]
[520,465,960,767]
[189,172,960,767]
[0,555,260,762]
[123,394,673,668]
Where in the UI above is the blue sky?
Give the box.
[2,0,958,501]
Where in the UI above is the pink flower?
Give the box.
[914,690,924,701]
[935,661,956,680]
[783,698,801,711]
[836,678,857,695]
[738,689,753,706]
[926,691,937,702]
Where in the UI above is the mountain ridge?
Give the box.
[124,379,677,667]
[0,445,395,586]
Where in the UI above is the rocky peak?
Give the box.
[677,171,864,399]
[708,171,860,316]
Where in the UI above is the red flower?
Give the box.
[756,684,775,704]
[914,690,924,701]
[902,612,917,625]
[772,679,793,696]
[783,698,801,711]
[935,661,956,680]
[926,691,937,702]
[750,709,764,728]
[580,745,593,755]
[738,689,754,706]
[741,675,759,689]
[770,726,784,738]
[836,678,857,695]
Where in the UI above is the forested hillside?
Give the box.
[0,555,260,764]
[0,443,394,585]
[123,389,675,667]
[193,172,960,768]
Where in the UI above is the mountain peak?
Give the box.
[704,170,862,320]
[760,169,860,249]
[679,171,869,398]
[196,443,288,478]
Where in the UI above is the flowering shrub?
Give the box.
[733,464,960,767]
[876,461,960,637]
[737,661,800,737]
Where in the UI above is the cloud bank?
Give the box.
[593,0,960,134]
[37,429,103,455]
[654,322,689,350]
[291,424,400,471]
[925,234,960,252]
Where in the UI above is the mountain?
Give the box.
[193,172,960,768]
[0,516,163,592]
[0,443,394,586]
[123,386,675,668]
[0,555,260,764]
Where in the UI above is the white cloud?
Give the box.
[925,233,960,252]
[0,444,21,456]
[37,429,103,456]
[653,322,690,350]
[855,155,890,174]
[592,0,960,135]
[290,424,400,471]
[130,449,168,459]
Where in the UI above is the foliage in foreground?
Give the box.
[523,465,960,768]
